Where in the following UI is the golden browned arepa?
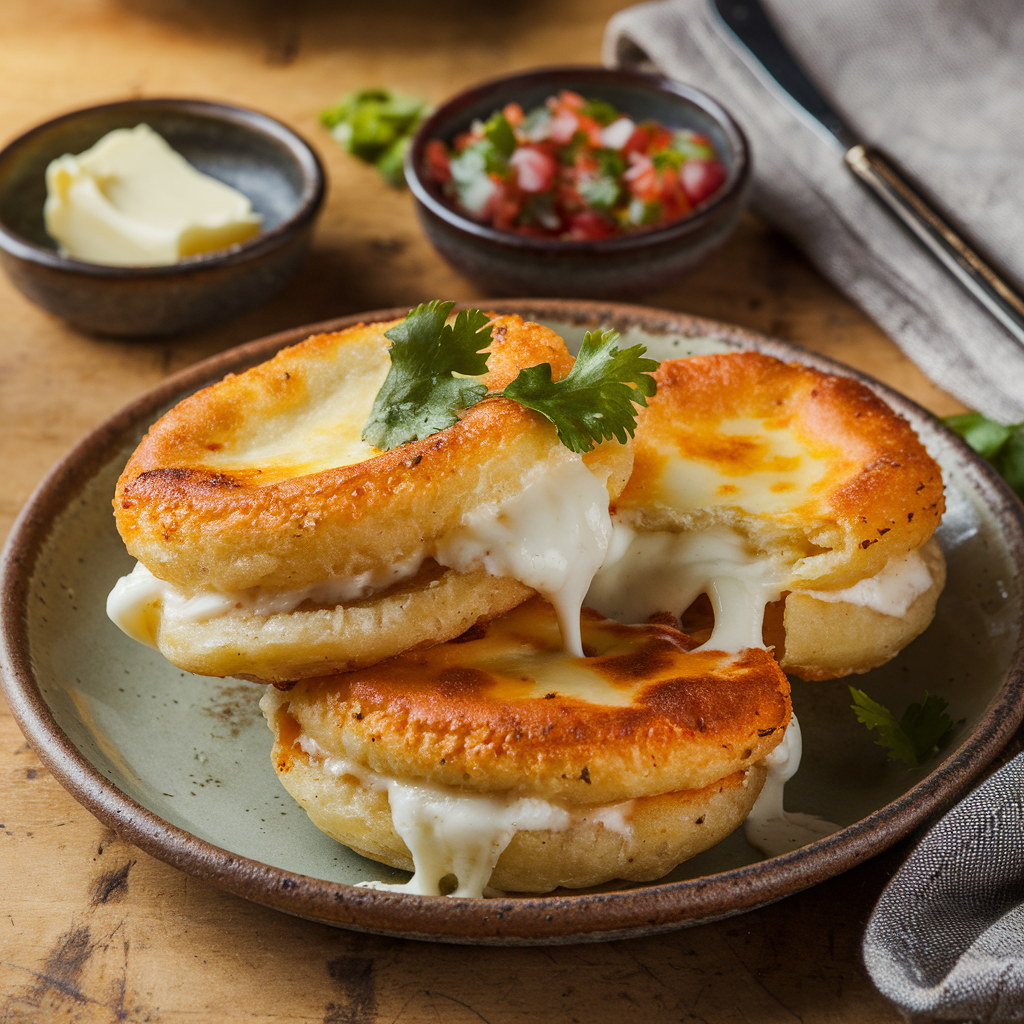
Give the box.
[108,315,633,680]
[260,597,790,894]
[586,352,945,679]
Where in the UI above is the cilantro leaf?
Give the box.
[362,301,491,450]
[596,149,626,179]
[944,412,1024,502]
[652,148,685,172]
[850,687,959,768]
[483,111,517,158]
[670,129,716,162]
[999,428,1024,498]
[580,98,619,126]
[497,329,659,453]
[944,411,1012,460]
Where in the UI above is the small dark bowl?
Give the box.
[406,66,750,299]
[0,98,325,338]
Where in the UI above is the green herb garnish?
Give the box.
[580,98,620,126]
[652,148,685,172]
[483,111,517,158]
[321,89,430,187]
[944,412,1024,501]
[670,129,716,162]
[362,302,491,450]
[362,303,659,454]
[500,329,658,452]
[849,687,960,768]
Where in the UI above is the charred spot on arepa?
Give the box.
[280,598,790,805]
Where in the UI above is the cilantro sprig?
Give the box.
[362,302,659,454]
[500,329,658,452]
[944,412,1024,502]
[362,301,491,450]
[849,687,960,768]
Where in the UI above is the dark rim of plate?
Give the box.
[405,66,751,253]
[0,97,326,277]
[2,300,1023,945]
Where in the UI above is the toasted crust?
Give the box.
[271,597,791,805]
[114,315,632,593]
[153,564,532,683]
[267,750,766,893]
[618,354,944,589]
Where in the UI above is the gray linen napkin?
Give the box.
[604,0,1024,423]
[864,753,1024,1022]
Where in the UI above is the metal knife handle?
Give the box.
[845,144,1024,350]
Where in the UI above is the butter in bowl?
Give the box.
[0,99,325,338]
[44,123,263,267]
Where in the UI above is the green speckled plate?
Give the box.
[3,300,1023,944]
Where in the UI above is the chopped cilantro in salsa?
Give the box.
[423,90,728,240]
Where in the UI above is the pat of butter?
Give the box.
[44,123,262,266]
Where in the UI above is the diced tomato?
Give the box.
[566,210,616,241]
[486,180,524,232]
[622,124,672,157]
[644,125,674,154]
[680,159,727,205]
[424,139,451,184]
[621,126,650,158]
[510,146,557,193]
[658,167,691,220]
[555,90,586,111]
[572,149,600,178]
[623,154,658,202]
[431,90,725,239]
[550,109,580,145]
[575,114,604,147]
[503,102,524,127]
[556,175,585,216]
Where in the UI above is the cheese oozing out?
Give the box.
[292,732,633,898]
[107,455,613,656]
[743,714,840,857]
[44,124,262,266]
[797,547,933,618]
[586,521,785,653]
[435,456,612,657]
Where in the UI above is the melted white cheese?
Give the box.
[586,522,784,652]
[297,735,632,898]
[798,547,933,618]
[105,561,165,648]
[638,416,832,515]
[107,457,612,655]
[743,715,840,857]
[436,457,612,657]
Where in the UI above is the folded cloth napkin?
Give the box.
[604,0,1024,423]
[863,753,1024,1023]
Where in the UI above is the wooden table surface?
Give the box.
[0,2,976,1021]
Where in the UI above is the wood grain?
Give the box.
[0,0,969,1020]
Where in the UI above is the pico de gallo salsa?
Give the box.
[423,91,728,241]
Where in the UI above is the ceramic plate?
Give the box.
[3,300,1024,945]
